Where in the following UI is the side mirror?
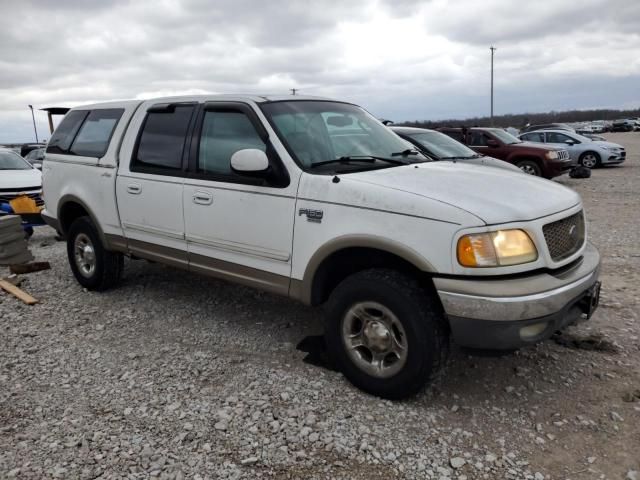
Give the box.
[564,139,576,145]
[230,149,269,174]
[33,163,43,170]
[486,139,499,147]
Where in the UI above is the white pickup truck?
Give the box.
[42,95,601,399]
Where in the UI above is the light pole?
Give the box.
[490,46,497,126]
[28,105,39,143]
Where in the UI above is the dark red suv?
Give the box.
[438,127,573,178]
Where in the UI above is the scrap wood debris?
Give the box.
[0,215,44,305]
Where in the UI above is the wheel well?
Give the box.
[580,150,600,159]
[310,247,434,306]
[512,156,541,166]
[59,201,89,235]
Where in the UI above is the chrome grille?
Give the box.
[543,211,585,261]
[557,150,570,160]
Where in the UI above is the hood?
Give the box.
[0,168,42,190]
[593,141,623,149]
[461,156,522,173]
[347,162,580,225]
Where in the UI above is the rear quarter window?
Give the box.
[46,108,124,158]
[70,109,124,158]
[46,110,89,154]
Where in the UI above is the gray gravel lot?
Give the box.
[1,132,639,479]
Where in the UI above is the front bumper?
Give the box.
[603,153,625,164]
[547,158,574,177]
[434,242,601,349]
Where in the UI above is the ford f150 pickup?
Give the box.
[42,95,601,399]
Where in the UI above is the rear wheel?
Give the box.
[325,269,449,399]
[516,159,541,176]
[66,216,123,291]
[579,151,600,168]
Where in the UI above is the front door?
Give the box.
[182,102,297,295]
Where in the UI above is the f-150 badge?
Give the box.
[299,208,323,223]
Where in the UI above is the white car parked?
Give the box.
[0,147,43,209]
[42,96,601,399]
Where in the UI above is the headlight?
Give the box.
[602,146,618,152]
[457,229,538,267]
[545,151,559,160]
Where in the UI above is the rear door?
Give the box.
[182,102,296,295]
[115,103,196,267]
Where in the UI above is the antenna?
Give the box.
[290,88,298,96]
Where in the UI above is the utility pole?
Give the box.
[290,88,297,96]
[490,46,496,126]
[28,105,39,143]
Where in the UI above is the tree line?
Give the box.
[398,108,640,129]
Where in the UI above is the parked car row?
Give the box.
[430,126,574,178]
[611,118,640,132]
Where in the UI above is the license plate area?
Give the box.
[580,281,601,319]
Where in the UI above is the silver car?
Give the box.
[519,129,625,168]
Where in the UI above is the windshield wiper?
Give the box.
[309,155,409,168]
[391,149,420,157]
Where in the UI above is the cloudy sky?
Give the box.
[1,0,639,142]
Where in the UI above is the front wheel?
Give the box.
[516,159,542,176]
[66,216,123,291]
[325,269,449,399]
[579,151,600,168]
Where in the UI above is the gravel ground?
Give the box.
[1,132,639,480]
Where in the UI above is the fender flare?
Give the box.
[57,194,113,249]
[289,234,437,305]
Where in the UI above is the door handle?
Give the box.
[193,191,213,205]
[127,183,142,194]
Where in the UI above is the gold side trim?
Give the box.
[186,234,290,262]
[122,222,185,240]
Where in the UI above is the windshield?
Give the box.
[406,130,478,159]
[0,150,32,170]
[489,129,522,144]
[260,101,426,171]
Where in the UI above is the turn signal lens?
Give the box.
[457,233,497,267]
[457,229,537,267]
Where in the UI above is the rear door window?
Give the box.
[468,131,489,146]
[70,109,124,158]
[522,132,545,142]
[131,105,196,174]
[46,110,89,154]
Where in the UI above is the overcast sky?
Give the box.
[1,0,639,142]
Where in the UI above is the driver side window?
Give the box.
[198,111,266,176]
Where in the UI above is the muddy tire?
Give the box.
[325,269,449,400]
[66,216,123,291]
[579,151,601,168]
[516,159,542,176]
